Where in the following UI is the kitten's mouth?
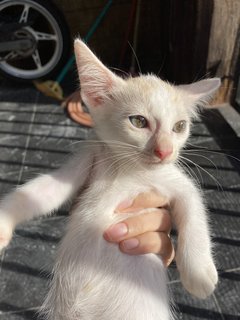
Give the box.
[144,157,171,166]
[155,159,171,165]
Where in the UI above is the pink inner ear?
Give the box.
[81,74,113,107]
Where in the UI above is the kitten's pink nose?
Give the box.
[154,148,173,160]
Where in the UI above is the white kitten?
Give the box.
[0,39,220,320]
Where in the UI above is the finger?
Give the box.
[116,190,169,213]
[119,232,175,265]
[163,244,175,267]
[103,209,171,242]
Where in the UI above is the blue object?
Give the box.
[56,0,113,84]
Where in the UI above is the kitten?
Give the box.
[0,39,220,320]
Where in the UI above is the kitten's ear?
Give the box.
[179,78,221,104]
[74,39,123,108]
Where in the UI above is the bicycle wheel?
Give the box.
[0,0,71,81]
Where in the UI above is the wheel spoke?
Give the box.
[32,49,42,70]
[4,51,19,61]
[19,4,30,23]
[33,31,57,41]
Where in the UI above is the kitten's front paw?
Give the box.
[0,214,14,252]
[179,259,218,299]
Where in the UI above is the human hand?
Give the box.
[103,191,175,266]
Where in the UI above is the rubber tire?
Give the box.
[0,0,71,82]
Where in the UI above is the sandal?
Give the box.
[62,91,94,127]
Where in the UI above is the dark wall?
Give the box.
[54,0,213,83]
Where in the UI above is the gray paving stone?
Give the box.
[0,86,38,105]
[0,217,66,315]
[27,135,78,154]
[0,310,39,320]
[170,282,222,320]
[0,133,27,149]
[214,275,240,319]
[0,163,21,193]
[167,263,179,283]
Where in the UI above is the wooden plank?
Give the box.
[207,0,240,104]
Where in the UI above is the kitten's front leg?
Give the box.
[0,150,94,252]
[171,180,218,299]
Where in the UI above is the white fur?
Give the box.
[0,39,220,319]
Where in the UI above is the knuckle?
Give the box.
[161,210,172,230]
[157,232,172,254]
[160,232,171,246]
[158,234,171,253]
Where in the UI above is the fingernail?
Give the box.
[116,199,133,212]
[122,238,139,250]
[104,223,128,241]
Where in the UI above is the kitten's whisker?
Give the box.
[182,152,219,171]
[156,54,166,76]
[186,142,208,149]
[178,158,202,186]
[69,139,143,152]
[76,151,139,177]
[185,148,240,164]
[179,156,204,185]
[184,148,240,168]
[92,153,134,171]
[115,156,134,178]
[115,151,144,178]
[104,157,129,175]
[186,142,240,153]
[119,155,143,180]
[99,152,139,177]
[180,156,223,191]
[110,67,129,77]
[128,41,142,74]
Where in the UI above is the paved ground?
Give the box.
[0,78,239,320]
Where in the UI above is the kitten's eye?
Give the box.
[173,120,187,133]
[129,115,148,128]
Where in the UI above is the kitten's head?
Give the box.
[74,39,220,165]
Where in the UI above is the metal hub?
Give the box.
[12,27,36,58]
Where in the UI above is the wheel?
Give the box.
[0,0,71,81]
